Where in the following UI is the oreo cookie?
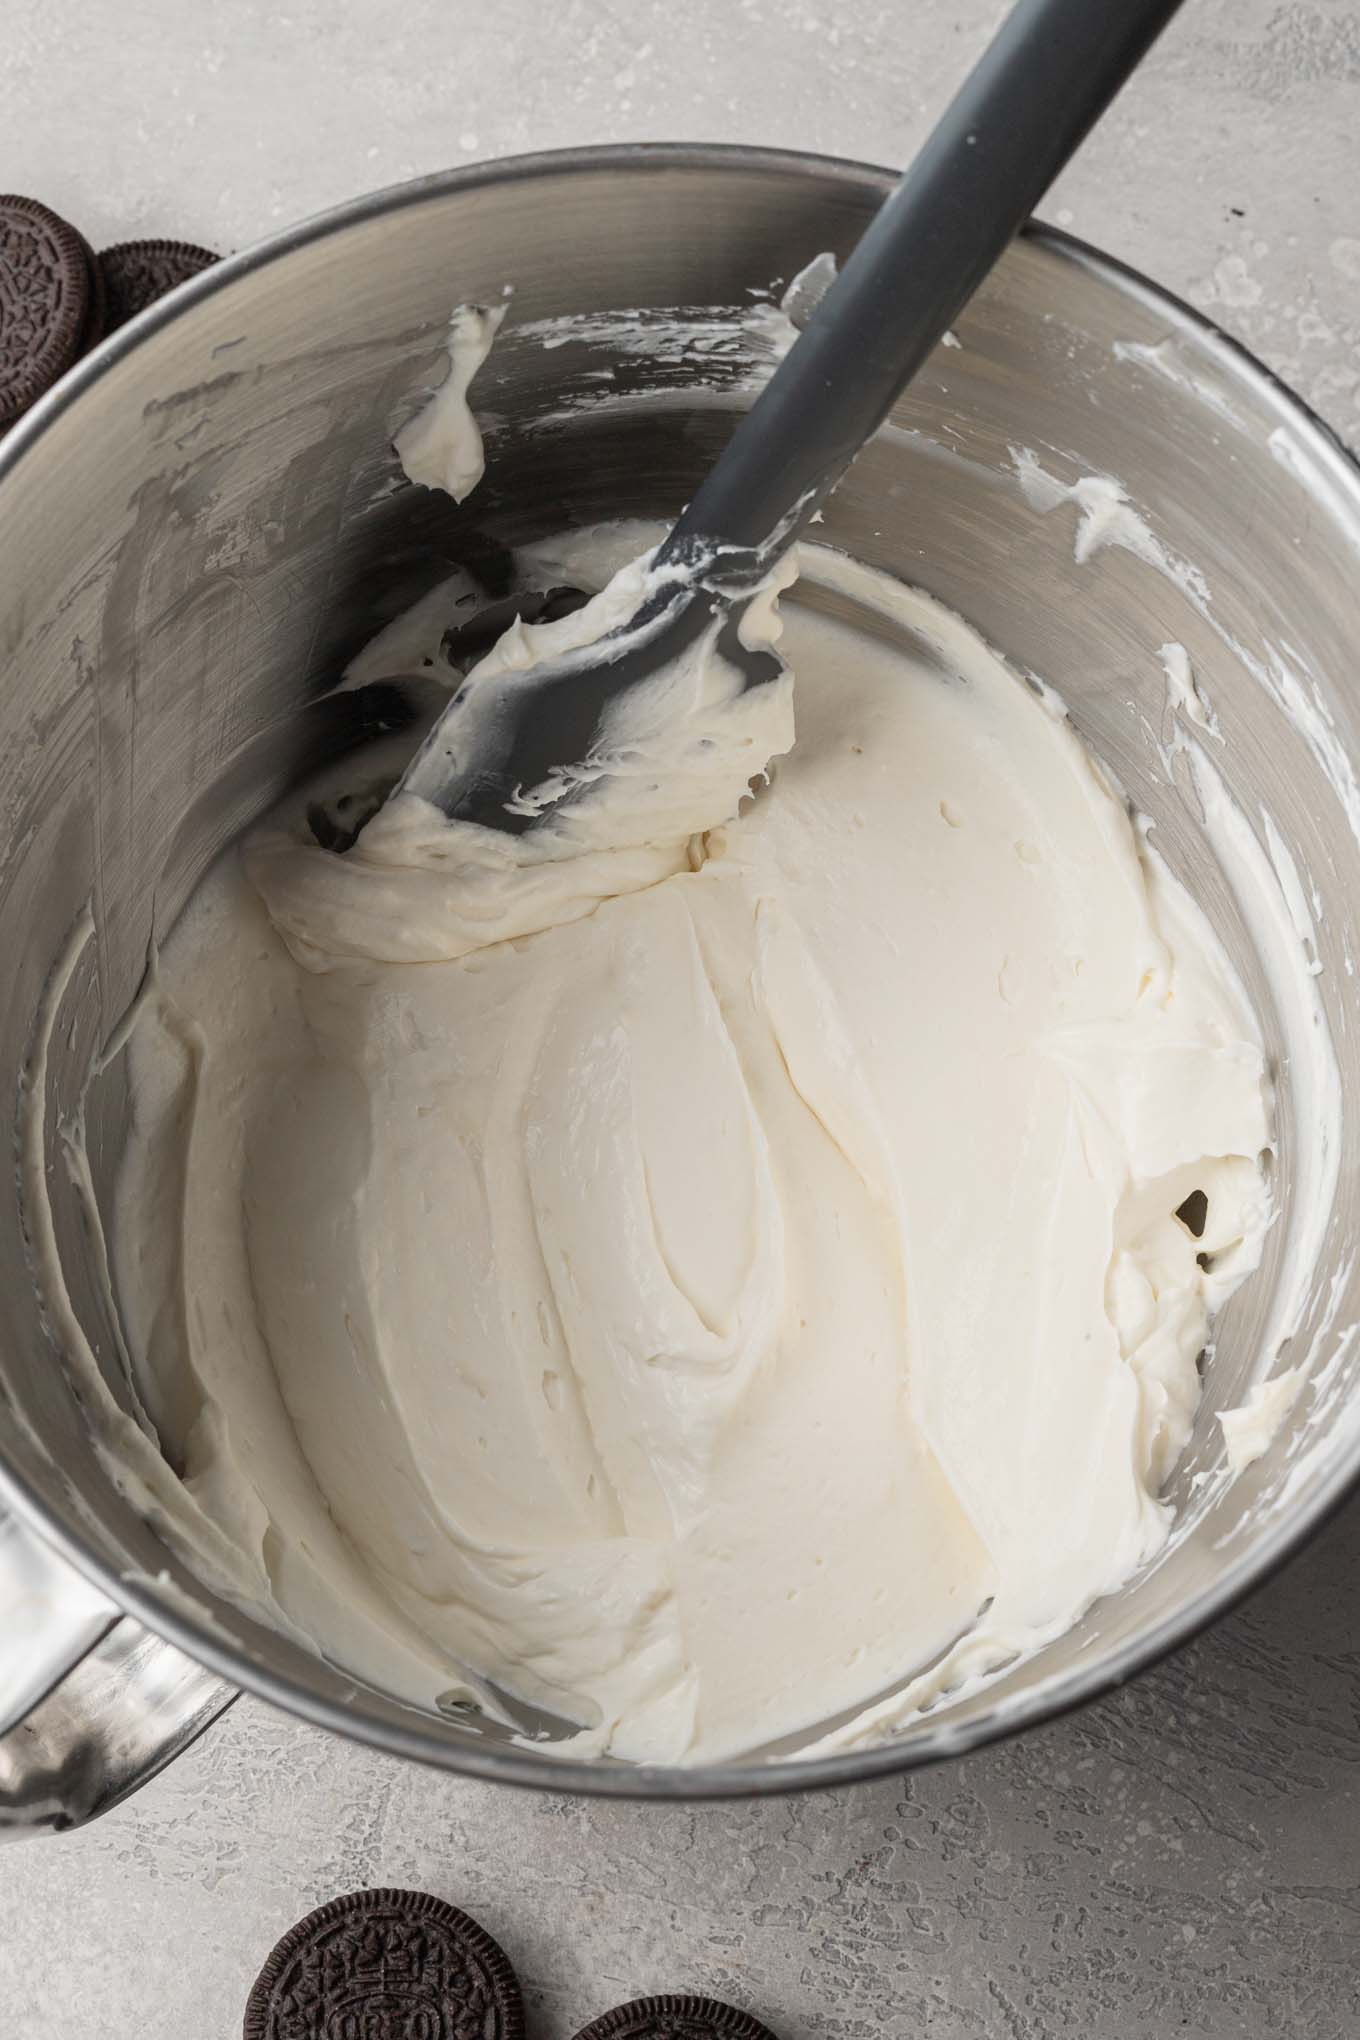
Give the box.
[78,234,108,355]
[572,1999,780,2040]
[243,1887,525,2040]
[0,194,93,427]
[99,237,219,332]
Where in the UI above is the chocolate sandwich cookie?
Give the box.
[572,1998,780,2040]
[99,237,219,332]
[0,194,93,427]
[77,231,108,355]
[243,1886,525,2040]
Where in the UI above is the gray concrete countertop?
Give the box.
[3,1,1359,2034]
[6,1503,1360,2038]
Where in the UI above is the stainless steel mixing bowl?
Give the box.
[2,146,1359,1835]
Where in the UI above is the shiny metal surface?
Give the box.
[0,1586,234,1840]
[0,146,1358,1810]
[0,1502,234,1839]
[0,1504,115,1740]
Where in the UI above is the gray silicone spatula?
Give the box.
[394,0,1186,833]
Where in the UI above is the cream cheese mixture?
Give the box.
[107,500,1273,1763]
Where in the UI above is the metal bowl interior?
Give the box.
[1,145,1359,1797]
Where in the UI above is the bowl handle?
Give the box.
[0,1502,235,1840]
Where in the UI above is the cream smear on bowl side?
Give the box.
[1010,445,1347,1497]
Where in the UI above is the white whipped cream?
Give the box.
[392,302,506,502]
[104,523,1272,1763]
[1221,1367,1306,1473]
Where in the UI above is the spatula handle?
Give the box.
[665,0,1186,562]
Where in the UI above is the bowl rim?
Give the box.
[2,139,1359,1801]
